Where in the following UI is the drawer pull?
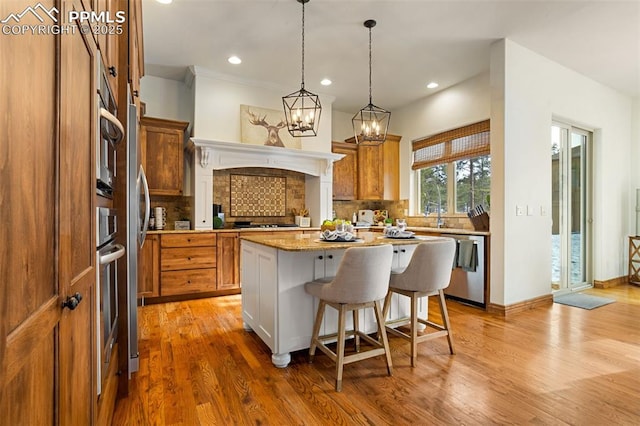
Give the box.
[318,255,323,260]
[327,255,333,259]
[187,280,192,284]
[188,257,192,261]
[401,249,406,253]
[393,250,398,254]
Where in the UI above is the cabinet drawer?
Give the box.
[161,247,216,271]
[161,233,216,248]
[161,268,217,296]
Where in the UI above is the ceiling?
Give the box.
[142,0,640,113]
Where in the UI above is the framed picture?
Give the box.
[240,104,301,149]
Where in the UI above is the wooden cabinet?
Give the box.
[629,236,640,285]
[138,235,160,298]
[0,0,97,422]
[94,0,121,106]
[128,0,144,111]
[217,233,240,290]
[338,134,401,200]
[140,117,189,196]
[160,233,217,296]
[332,141,358,200]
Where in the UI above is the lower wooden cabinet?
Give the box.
[161,268,217,296]
[138,234,160,298]
[160,233,217,296]
[139,232,245,300]
[217,232,240,291]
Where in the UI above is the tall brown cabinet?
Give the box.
[0,0,96,424]
[0,0,143,424]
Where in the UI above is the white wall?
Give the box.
[632,99,640,236]
[331,110,355,142]
[392,72,491,205]
[191,67,334,153]
[490,39,635,306]
[140,75,194,126]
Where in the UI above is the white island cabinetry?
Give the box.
[240,233,428,368]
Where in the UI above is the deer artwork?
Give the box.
[247,110,287,147]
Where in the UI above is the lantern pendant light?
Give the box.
[352,19,390,144]
[282,0,321,137]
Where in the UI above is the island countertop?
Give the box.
[240,231,447,251]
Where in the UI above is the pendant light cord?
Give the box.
[368,25,372,105]
[301,0,305,90]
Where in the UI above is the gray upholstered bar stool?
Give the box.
[305,244,394,392]
[382,239,457,367]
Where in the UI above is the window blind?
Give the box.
[412,120,490,170]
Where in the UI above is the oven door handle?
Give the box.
[99,244,126,265]
[100,107,124,144]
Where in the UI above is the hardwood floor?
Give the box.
[113,285,640,425]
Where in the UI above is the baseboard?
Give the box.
[593,276,628,289]
[487,294,553,317]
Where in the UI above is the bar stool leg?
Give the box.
[309,300,326,362]
[335,304,347,391]
[438,290,455,354]
[410,293,419,367]
[373,300,393,376]
[353,309,360,352]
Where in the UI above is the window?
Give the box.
[455,155,491,213]
[413,120,490,216]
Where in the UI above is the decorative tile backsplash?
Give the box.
[230,174,286,217]
[213,167,306,226]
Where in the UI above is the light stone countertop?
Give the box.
[147,226,489,237]
[146,227,320,235]
[240,231,449,252]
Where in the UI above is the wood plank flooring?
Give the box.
[113,285,640,425]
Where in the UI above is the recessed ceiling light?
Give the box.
[427,82,439,89]
[320,78,332,86]
[228,56,242,65]
[156,0,172,4]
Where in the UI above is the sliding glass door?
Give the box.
[551,123,591,291]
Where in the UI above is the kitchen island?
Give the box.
[240,231,449,367]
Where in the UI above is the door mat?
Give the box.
[553,293,615,310]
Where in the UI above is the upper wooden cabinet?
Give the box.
[140,117,189,196]
[339,134,401,200]
[128,0,144,109]
[332,142,358,200]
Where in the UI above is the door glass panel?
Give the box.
[551,124,590,291]
[551,126,563,288]
[570,132,587,286]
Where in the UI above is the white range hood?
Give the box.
[186,138,344,229]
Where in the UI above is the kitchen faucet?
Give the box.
[424,180,445,228]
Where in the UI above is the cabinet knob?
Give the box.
[328,255,333,259]
[401,249,406,253]
[108,66,117,77]
[187,280,192,284]
[188,257,192,261]
[133,90,139,97]
[187,238,191,243]
[318,255,323,260]
[62,292,83,311]
[393,250,398,254]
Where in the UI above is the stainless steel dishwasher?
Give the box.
[445,234,486,308]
